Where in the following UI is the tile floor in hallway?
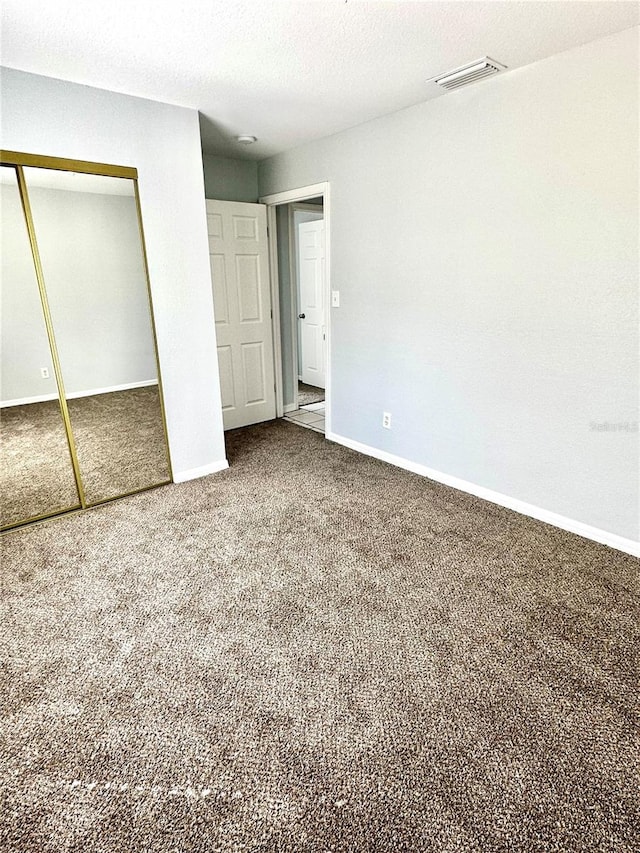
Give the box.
[283,402,325,435]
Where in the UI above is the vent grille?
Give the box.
[429,57,507,91]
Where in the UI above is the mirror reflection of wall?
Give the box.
[0,155,172,530]
[23,168,171,505]
[0,165,81,527]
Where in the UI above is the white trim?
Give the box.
[283,402,299,414]
[0,379,158,408]
[266,203,284,419]
[290,202,324,213]
[322,183,331,436]
[326,431,640,558]
[261,181,332,437]
[68,379,157,398]
[260,183,327,206]
[288,204,300,412]
[1,391,60,407]
[172,459,229,483]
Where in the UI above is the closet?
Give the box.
[1,152,172,530]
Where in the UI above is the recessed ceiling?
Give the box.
[1,1,638,161]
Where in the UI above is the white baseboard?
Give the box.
[283,403,299,414]
[66,380,158,399]
[1,379,158,408]
[1,391,60,407]
[173,459,229,483]
[325,431,640,558]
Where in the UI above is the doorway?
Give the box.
[261,183,331,438]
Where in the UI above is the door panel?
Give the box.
[206,199,275,430]
[236,255,262,322]
[301,324,323,373]
[242,342,267,404]
[207,213,223,238]
[217,346,235,410]
[297,219,326,388]
[210,254,230,324]
[233,215,258,240]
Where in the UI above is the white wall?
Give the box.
[1,68,227,478]
[1,184,157,403]
[260,28,640,545]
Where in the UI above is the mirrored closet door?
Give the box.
[0,165,81,527]
[0,152,172,530]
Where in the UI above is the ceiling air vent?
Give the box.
[428,57,507,92]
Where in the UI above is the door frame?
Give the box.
[260,182,331,437]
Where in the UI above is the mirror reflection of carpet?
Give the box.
[1,387,169,527]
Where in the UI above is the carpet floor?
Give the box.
[297,382,324,407]
[1,387,170,528]
[1,420,638,852]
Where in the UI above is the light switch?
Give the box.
[331,290,340,307]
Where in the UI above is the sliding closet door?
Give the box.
[23,167,171,506]
[0,166,81,528]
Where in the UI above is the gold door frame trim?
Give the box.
[14,164,87,509]
[1,150,137,179]
[1,506,83,534]
[1,479,173,535]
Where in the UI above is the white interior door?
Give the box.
[297,218,325,388]
[206,199,275,430]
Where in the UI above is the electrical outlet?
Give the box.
[382,412,392,429]
[40,367,50,379]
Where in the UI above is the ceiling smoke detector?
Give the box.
[428,57,507,92]
[235,134,257,144]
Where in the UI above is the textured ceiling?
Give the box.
[1,1,638,160]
